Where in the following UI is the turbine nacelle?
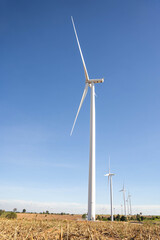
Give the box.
[119,188,126,192]
[104,173,115,177]
[86,78,104,84]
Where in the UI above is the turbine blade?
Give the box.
[109,156,110,174]
[70,84,88,136]
[71,16,89,81]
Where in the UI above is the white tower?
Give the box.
[120,184,127,216]
[70,17,104,221]
[128,192,132,215]
[104,158,115,221]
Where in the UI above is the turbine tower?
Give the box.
[128,192,132,215]
[104,157,115,221]
[120,184,127,216]
[70,17,104,221]
[121,204,123,215]
[126,197,129,216]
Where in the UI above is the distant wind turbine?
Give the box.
[121,204,123,215]
[104,157,115,221]
[120,184,127,216]
[126,198,129,216]
[70,17,104,221]
[128,192,132,215]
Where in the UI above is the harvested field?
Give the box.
[0,213,160,239]
[17,213,81,221]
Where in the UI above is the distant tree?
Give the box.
[115,214,120,221]
[120,215,127,221]
[46,210,49,214]
[96,215,101,221]
[141,216,145,221]
[22,209,26,213]
[136,214,141,222]
[13,208,17,212]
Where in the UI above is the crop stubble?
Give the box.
[0,214,160,239]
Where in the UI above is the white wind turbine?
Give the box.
[128,192,132,215]
[70,17,104,221]
[120,184,127,216]
[104,157,115,221]
[121,204,123,215]
[126,197,129,216]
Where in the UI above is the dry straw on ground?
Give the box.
[0,213,160,239]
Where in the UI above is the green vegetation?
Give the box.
[96,214,160,222]
[115,214,120,221]
[120,215,127,221]
[0,210,5,216]
[0,210,17,219]
[82,213,87,219]
[96,215,101,221]
[96,214,128,222]
[5,212,17,219]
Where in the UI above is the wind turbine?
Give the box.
[126,197,129,216]
[121,204,123,215]
[128,192,132,215]
[119,184,127,216]
[104,157,115,221]
[70,17,104,221]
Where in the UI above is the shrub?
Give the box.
[82,213,87,219]
[5,212,17,219]
[96,215,102,221]
[0,210,5,216]
[141,216,145,221]
[120,215,127,221]
[136,214,141,222]
[115,214,120,221]
[101,216,108,221]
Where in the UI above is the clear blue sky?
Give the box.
[0,0,160,214]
